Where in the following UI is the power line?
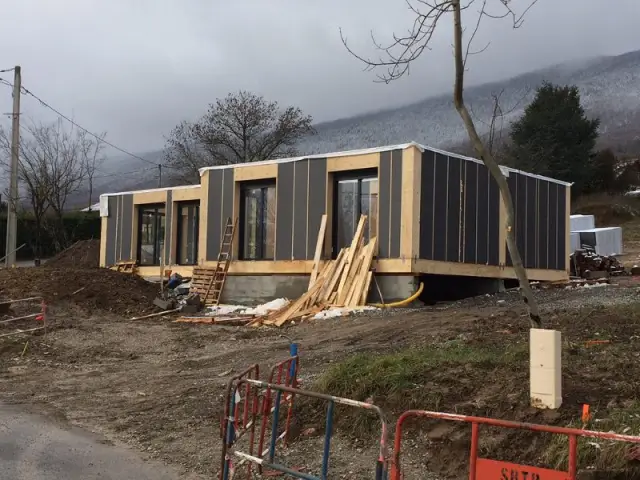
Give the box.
[0,68,15,73]
[93,166,157,180]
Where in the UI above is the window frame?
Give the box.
[136,203,166,266]
[239,179,276,261]
[331,168,378,258]
[176,201,200,266]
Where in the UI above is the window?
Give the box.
[240,182,276,260]
[333,172,378,254]
[137,204,165,266]
[176,202,199,265]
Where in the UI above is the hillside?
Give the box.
[72,49,640,201]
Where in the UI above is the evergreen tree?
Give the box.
[509,82,600,194]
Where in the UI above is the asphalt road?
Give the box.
[0,404,185,480]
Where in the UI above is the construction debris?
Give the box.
[570,246,626,279]
[249,215,378,327]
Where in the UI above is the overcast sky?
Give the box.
[1,0,639,156]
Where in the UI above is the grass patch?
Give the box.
[316,340,526,402]
[543,402,640,476]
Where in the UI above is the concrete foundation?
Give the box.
[220,274,420,306]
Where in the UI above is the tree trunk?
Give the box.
[452,1,542,328]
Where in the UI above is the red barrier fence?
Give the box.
[391,410,640,480]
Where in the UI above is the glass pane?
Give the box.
[243,188,260,260]
[178,204,199,265]
[157,208,166,265]
[140,210,155,265]
[360,178,378,243]
[265,186,276,259]
[336,180,358,251]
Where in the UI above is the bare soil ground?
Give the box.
[2,268,640,478]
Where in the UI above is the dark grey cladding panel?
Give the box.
[446,156,461,263]
[463,161,478,264]
[275,162,294,260]
[538,180,549,270]
[505,173,517,267]
[487,173,500,266]
[378,151,391,258]
[525,175,537,269]
[432,153,448,261]
[557,185,567,270]
[419,150,436,260]
[119,194,134,261]
[106,196,117,267]
[207,170,223,261]
[516,173,527,267]
[548,182,559,271]
[306,158,327,260]
[293,160,309,260]
[475,164,489,265]
[165,190,172,264]
[389,149,402,259]
[222,169,234,227]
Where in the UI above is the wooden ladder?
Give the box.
[203,217,237,306]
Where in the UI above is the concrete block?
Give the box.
[153,297,175,310]
[530,328,562,409]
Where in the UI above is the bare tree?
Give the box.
[163,91,315,184]
[341,0,542,327]
[83,131,106,210]
[0,125,52,259]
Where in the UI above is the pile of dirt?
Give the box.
[0,267,160,317]
[45,239,101,269]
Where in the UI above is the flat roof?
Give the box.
[198,141,572,187]
[101,141,572,198]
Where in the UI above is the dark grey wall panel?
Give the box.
[120,194,133,261]
[538,180,549,270]
[307,158,327,260]
[548,182,559,271]
[557,185,567,270]
[221,169,234,230]
[463,162,478,263]
[106,196,117,266]
[525,176,537,269]
[516,173,527,268]
[293,160,309,260]
[433,153,448,261]
[505,174,517,267]
[389,149,402,258]
[165,190,172,264]
[446,156,461,263]
[378,151,391,258]
[476,165,489,265]
[487,172,500,266]
[206,170,223,261]
[276,162,294,260]
[419,150,436,259]
[115,196,123,262]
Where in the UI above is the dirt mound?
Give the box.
[0,267,160,317]
[46,240,101,269]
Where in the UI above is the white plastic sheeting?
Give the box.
[577,227,623,256]
[570,232,581,253]
[570,214,595,231]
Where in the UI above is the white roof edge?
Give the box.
[196,141,571,187]
[197,142,421,176]
[99,184,200,198]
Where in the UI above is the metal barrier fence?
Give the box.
[390,410,640,480]
[221,378,389,480]
[219,352,300,480]
[0,298,48,339]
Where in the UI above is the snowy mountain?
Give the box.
[86,49,640,200]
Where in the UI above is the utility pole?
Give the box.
[157,164,162,188]
[4,66,20,268]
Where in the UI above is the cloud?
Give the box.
[0,0,638,154]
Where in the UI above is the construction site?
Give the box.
[2,143,640,479]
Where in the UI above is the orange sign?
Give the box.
[476,458,571,480]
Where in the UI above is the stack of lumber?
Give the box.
[249,215,377,327]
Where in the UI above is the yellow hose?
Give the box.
[370,281,424,308]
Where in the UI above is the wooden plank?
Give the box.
[336,216,367,305]
[348,237,378,307]
[308,214,328,288]
[361,271,373,305]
